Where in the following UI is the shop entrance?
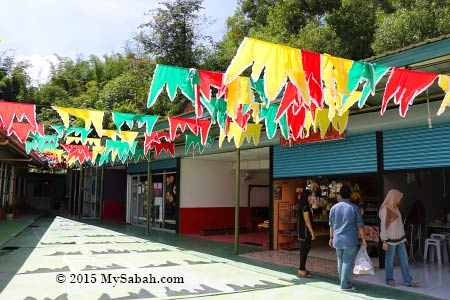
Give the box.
[273,174,380,266]
[179,147,271,250]
[128,172,178,231]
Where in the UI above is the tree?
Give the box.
[136,0,213,68]
[372,0,450,54]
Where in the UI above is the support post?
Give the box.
[78,166,83,219]
[99,165,104,220]
[234,148,241,255]
[146,159,152,236]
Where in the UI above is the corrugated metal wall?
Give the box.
[126,158,177,173]
[384,123,450,170]
[273,133,377,178]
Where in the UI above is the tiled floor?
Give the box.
[0,217,439,300]
[356,262,450,300]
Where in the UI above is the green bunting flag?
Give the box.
[147,64,200,108]
[185,134,213,154]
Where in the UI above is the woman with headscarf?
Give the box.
[297,190,316,278]
[379,189,420,287]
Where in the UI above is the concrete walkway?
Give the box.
[0,217,440,300]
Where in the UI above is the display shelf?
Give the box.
[277,202,298,251]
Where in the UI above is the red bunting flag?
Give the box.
[382,68,438,117]
[301,50,323,108]
[144,132,173,154]
[0,101,37,131]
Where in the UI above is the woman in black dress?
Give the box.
[297,190,316,278]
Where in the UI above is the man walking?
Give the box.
[329,184,367,291]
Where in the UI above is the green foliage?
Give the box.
[136,0,213,68]
[217,0,450,60]
[372,0,450,54]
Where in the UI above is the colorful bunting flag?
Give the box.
[147,64,200,107]
[437,75,450,116]
[381,68,438,117]
[0,101,37,131]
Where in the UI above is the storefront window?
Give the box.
[129,171,178,232]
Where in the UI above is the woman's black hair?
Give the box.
[299,190,311,208]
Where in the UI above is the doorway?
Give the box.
[128,172,178,232]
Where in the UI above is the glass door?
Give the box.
[137,175,148,225]
[164,173,177,231]
[151,175,164,228]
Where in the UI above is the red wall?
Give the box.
[180,207,253,234]
[103,200,126,223]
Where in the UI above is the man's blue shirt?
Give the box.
[329,199,364,248]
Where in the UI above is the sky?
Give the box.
[0,0,238,84]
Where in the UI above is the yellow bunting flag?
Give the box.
[119,131,139,147]
[52,107,104,136]
[220,122,263,148]
[66,136,82,144]
[224,37,309,103]
[92,146,105,162]
[226,76,254,118]
[437,75,450,116]
[103,130,118,141]
[331,110,350,135]
[314,109,332,139]
[86,138,101,147]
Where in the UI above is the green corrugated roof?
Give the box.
[365,34,450,67]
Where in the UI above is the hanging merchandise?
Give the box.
[223,37,310,104]
[147,64,200,108]
[112,112,158,134]
[52,107,104,136]
[437,75,450,115]
[0,101,38,133]
[381,68,438,117]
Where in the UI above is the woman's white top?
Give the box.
[379,206,406,245]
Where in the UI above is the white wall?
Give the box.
[180,158,270,208]
[180,158,235,208]
[240,170,270,207]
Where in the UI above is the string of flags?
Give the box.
[1,37,449,168]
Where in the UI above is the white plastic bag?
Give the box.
[353,246,375,275]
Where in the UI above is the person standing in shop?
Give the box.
[379,189,421,287]
[297,190,316,278]
[329,184,367,291]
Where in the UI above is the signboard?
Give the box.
[279,130,344,146]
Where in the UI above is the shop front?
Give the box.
[126,158,179,232]
[272,133,382,264]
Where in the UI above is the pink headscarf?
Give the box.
[379,189,403,229]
